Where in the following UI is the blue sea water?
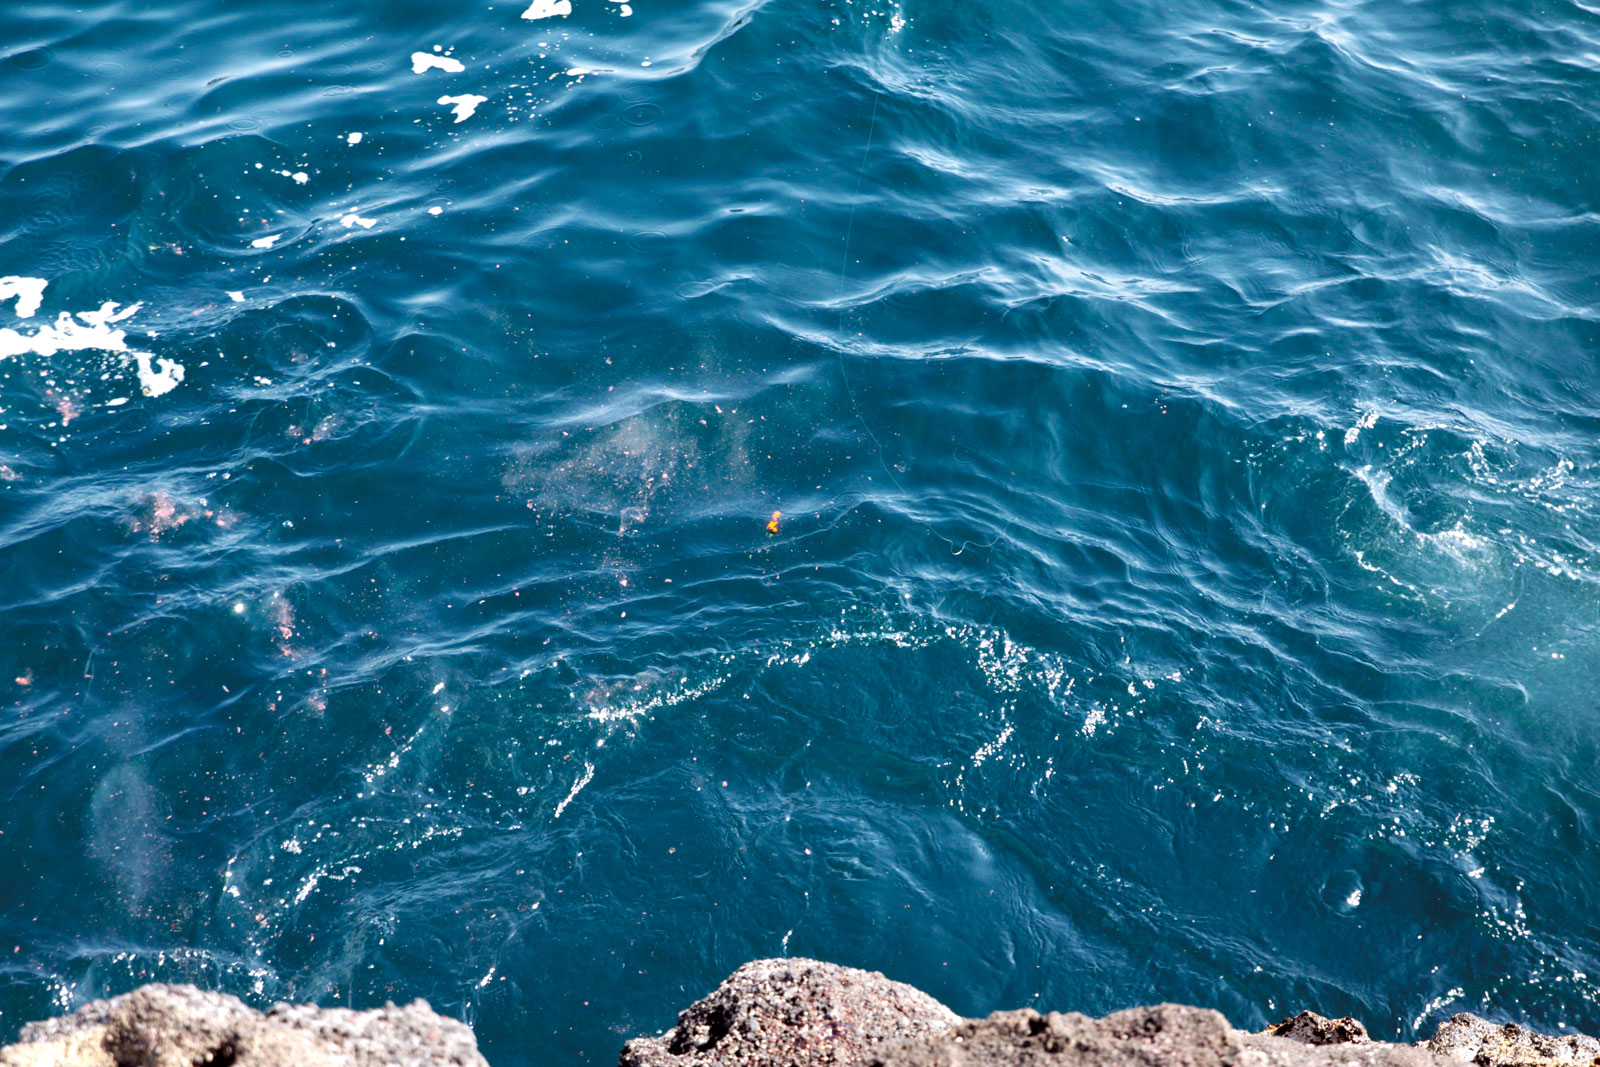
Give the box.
[2,0,1599,1061]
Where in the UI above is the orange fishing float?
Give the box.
[766,510,782,535]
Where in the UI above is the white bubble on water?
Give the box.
[411,52,465,74]
[438,94,487,123]
[522,0,573,19]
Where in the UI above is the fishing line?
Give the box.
[835,90,1000,557]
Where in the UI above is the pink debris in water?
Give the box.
[131,491,194,537]
[47,391,81,426]
[288,415,343,445]
[269,592,297,653]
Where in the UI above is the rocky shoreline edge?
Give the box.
[4,958,1596,1067]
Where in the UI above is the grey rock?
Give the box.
[0,983,486,1067]
[872,1005,1445,1067]
[1422,1013,1600,1067]
[620,958,960,1067]
[620,960,1600,1067]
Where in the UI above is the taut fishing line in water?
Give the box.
[835,89,1002,557]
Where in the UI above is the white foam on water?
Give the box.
[0,302,139,359]
[132,352,186,396]
[0,276,48,318]
[412,52,465,73]
[523,0,573,19]
[438,94,487,122]
[0,301,186,397]
[1344,405,1378,445]
[250,234,282,248]
[554,761,595,818]
[340,214,378,229]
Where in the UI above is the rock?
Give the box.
[0,983,486,1067]
[1270,1012,1372,1046]
[619,958,960,1067]
[1422,1013,1600,1066]
[872,1004,1443,1067]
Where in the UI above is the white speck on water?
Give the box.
[412,52,465,73]
[340,214,378,229]
[227,291,244,302]
[438,94,487,122]
[1346,888,1362,908]
[427,206,443,215]
[0,276,49,318]
[250,234,282,248]
[522,0,572,18]
[346,131,363,144]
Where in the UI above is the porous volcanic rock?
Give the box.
[1423,1013,1600,1066]
[1270,1012,1372,1046]
[871,1005,1444,1067]
[619,958,960,1067]
[0,983,486,1067]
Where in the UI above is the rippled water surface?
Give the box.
[3,0,1599,1061]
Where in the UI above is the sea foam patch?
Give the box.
[439,94,488,123]
[0,277,48,318]
[412,52,465,74]
[522,0,573,19]
[0,286,185,398]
